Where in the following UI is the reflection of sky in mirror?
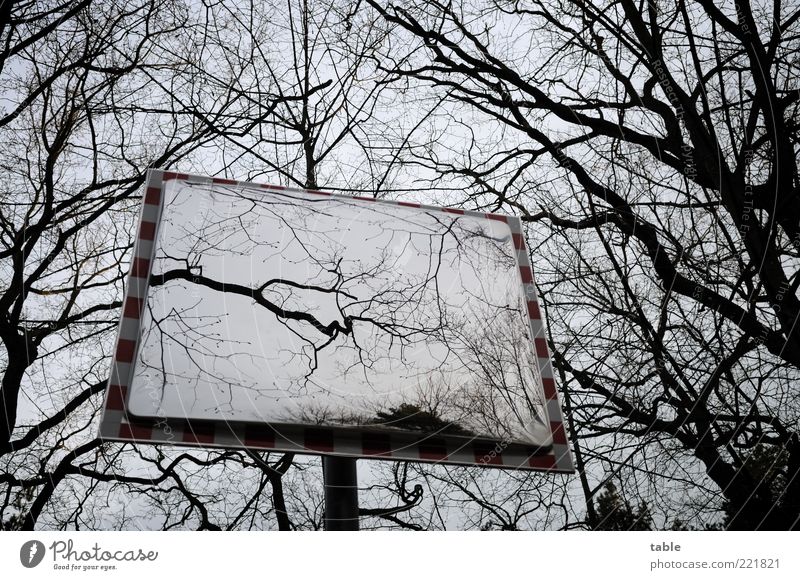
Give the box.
[128,179,549,446]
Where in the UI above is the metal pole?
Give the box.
[322,455,359,530]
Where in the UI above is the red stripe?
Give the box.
[519,266,533,283]
[534,337,548,358]
[397,201,421,208]
[115,339,136,363]
[212,178,238,185]
[527,300,541,319]
[361,433,392,456]
[486,213,508,222]
[262,183,285,190]
[550,421,568,445]
[130,257,150,278]
[528,454,557,469]
[139,221,156,241]
[353,196,375,202]
[305,428,334,452]
[162,172,188,181]
[245,425,276,448]
[541,378,557,400]
[119,423,152,440]
[183,421,215,444]
[443,208,464,215]
[473,443,503,465]
[123,297,143,319]
[105,384,127,411]
[419,439,448,460]
[144,186,161,205]
[512,233,525,250]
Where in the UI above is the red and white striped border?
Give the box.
[98,169,574,473]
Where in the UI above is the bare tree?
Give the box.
[9,0,796,532]
[0,0,432,532]
[365,0,800,529]
[0,0,290,530]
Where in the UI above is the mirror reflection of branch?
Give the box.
[132,182,547,451]
[373,403,473,436]
[447,306,546,443]
[282,377,476,436]
[141,301,249,413]
[150,269,359,339]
